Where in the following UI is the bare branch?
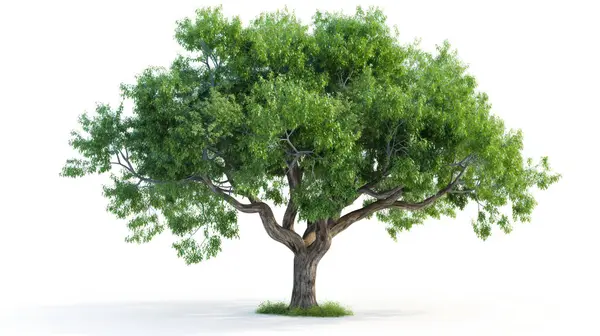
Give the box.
[198,40,218,87]
[289,150,314,156]
[381,121,407,174]
[280,130,314,160]
[450,154,476,168]
[358,185,404,200]
[355,128,404,199]
[391,158,472,211]
[279,129,316,181]
[448,189,475,195]
[118,150,135,172]
[337,70,354,87]
[199,177,262,213]
[111,150,166,185]
[280,130,300,154]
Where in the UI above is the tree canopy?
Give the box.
[61,6,560,265]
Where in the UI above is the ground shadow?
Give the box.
[2,300,426,335]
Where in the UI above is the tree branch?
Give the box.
[302,217,336,248]
[282,163,301,231]
[358,185,404,200]
[280,129,314,169]
[200,177,305,253]
[109,149,304,253]
[331,155,474,237]
[302,222,316,246]
[280,130,299,154]
[110,151,164,185]
[381,121,407,174]
[306,219,332,252]
[330,187,404,237]
[320,219,332,240]
[391,157,472,211]
[199,177,263,213]
[448,189,475,194]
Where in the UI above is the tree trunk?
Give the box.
[289,240,331,309]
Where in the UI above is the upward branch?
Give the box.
[282,163,301,231]
[202,177,305,253]
[391,159,471,211]
[330,155,474,237]
[63,6,560,267]
[109,150,305,254]
[329,187,404,237]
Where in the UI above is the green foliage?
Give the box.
[61,6,560,263]
[256,301,290,315]
[256,301,353,317]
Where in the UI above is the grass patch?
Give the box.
[256,301,353,317]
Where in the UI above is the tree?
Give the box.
[61,6,560,310]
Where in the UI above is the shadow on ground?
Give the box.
[2,300,425,335]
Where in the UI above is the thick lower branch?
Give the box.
[109,150,305,252]
[330,199,390,237]
[331,158,472,237]
[202,177,305,253]
[257,206,305,253]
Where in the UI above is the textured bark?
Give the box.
[282,164,301,231]
[330,158,472,237]
[290,220,331,309]
[302,222,316,246]
[201,177,305,253]
[290,253,319,308]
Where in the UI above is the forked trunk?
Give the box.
[289,240,331,309]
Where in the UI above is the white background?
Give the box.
[1,0,598,335]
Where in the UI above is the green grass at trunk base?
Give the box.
[256,301,353,317]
